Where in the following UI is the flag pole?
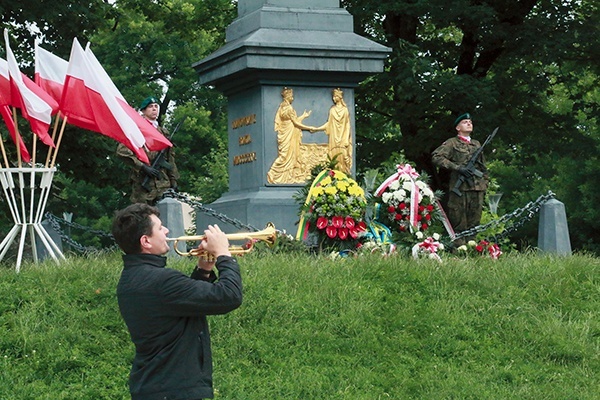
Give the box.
[50,115,67,169]
[0,130,10,169]
[45,113,61,167]
[12,107,22,168]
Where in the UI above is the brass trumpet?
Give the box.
[167,223,277,257]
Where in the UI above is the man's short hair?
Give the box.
[112,203,160,254]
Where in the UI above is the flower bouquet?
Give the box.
[373,164,444,247]
[296,169,367,251]
[457,240,502,259]
[411,232,444,262]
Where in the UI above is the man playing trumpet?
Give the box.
[111,203,243,400]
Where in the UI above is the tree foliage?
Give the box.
[0,0,234,233]
[343,0,599,252]
[0,0,598,253]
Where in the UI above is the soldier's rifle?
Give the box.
[451,126,499,197]
[141,116,187,192]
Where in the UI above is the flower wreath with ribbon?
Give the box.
[373,163,444,241]
[296,169,367,250]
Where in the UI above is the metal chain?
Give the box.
[41,190,555,254]
[162,189,261,232]
[453,190,556,242]
[44,212,117,254]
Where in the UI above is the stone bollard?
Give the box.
[538,199,572,255]
[156,197,186,257]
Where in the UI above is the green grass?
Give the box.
[0,252,598,399]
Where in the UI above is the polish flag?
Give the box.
[83,45,172,152]
[0,103,31,162]
[60,39,171,164]
[3,29,57,147]
[35,44,68,104]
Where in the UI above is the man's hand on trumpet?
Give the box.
[195,225,232,271]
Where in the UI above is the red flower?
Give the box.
[475,245,484,253]
[326,226,337,238]
[344,217,355,229]
[316,216,328,230]
[349,227,360,239]
[421,223,428,230]
[398,203,406,210]
[387,205,396,213]
[394,213,402,220]
[357,221,367,232]
[427,204,434,211]
[419,205,425,212]
[338,228,348,240]
[332,216,344,228]
[425,214,431,221]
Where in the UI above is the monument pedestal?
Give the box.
[194,0,390,234]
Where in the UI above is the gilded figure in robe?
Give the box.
[310,88,352,174]
[267,87,315,184]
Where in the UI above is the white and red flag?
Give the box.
[3,29,57,147]
[59,38,171,164]
[35,44,68,104]
[83,45,172,152]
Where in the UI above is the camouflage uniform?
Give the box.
[432,136,488,244]
[117,126,179,205]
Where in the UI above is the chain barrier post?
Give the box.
[538,198,572,255]
[156,196,186,257]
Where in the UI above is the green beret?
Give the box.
[139,96,160,110]
[454,113,472,127]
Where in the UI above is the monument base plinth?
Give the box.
[196,187,302,235]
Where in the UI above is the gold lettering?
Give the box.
[231,114,257,130]
[238,134,252,146]
[233,152,257,165]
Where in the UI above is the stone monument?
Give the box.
[193,0,390,234]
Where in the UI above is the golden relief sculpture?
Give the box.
[266,87,352,184]
[310,88,352,174]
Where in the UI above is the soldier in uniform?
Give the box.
[432,113,488,245]
[117,96,179,205]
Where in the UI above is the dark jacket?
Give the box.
[117,254,242,400]
[432,136,488,192]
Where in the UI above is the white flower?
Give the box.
[433,233,440,240]
[392,190,406,202]
[467,240,477,247]
[422,187,434,199]
[402,181,412,191]
[457,245,468,252]
[382,192,392,203]
[415,231,424,240]
[389,180,400,190]
[438,243,445,250]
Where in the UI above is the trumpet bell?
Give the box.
[168,223,277,257]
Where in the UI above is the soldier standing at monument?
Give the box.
[117,97,179,205]
[432,113,488,245]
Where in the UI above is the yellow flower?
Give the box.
[348,184,364,197]
[336,181,349,192]
[312,186,325,197]
[325,186,337,195]
[319,176,332,186]
[333,170,348,180]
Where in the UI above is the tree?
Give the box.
[0,0,235,240]
[343,0,599,252]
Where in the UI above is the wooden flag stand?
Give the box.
[0,166,65,272]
